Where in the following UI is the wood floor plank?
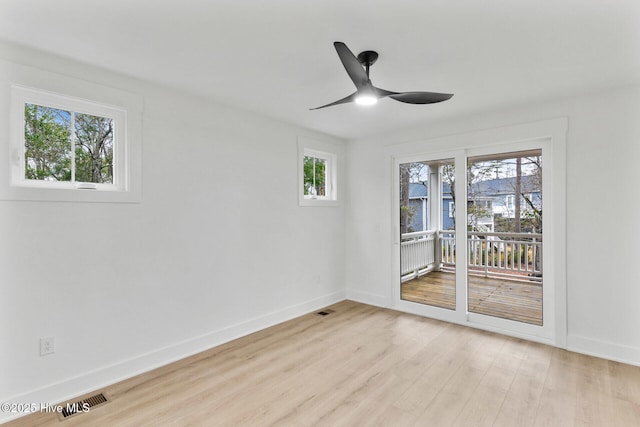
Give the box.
[4,301,639,427]
[608,360,640,404]
[392,324,485,417]
[493,341,553,427]
[533,348,585,427]
[610,398,640,426]
[401,271,542,325]
[451,337,529,427]
[412,332,508,425]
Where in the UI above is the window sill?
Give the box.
[1,185,141,204]
[299,197,339,207]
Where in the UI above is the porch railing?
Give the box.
[402,230,542,283]
[400,230,436,281]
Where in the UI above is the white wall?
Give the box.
[0,42,345,421]
[346,84,640,365]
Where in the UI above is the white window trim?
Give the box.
[505,194,515,209]
[11,85,126,192]
[297,136,342,207]
[0,60,142,203]
[303,149,334,200]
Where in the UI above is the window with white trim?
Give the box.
[1,61,141,203]
[303,150,331,199]
[11,86,126,191]
[505,194,515,210]
[298,136,340,206]
[474,199,493,210]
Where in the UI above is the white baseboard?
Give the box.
[345,288,390,308]
[0,291,345,424]
[567,334,640,367]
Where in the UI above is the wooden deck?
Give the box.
[401,271,542,325]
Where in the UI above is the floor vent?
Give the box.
[317,309,335,316]
[59,392,109,420]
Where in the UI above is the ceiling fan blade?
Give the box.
[388,91,453,104]
[334,41,369,89]
[310,92,357,110]
[373,86,399,98]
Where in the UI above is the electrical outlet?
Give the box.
[40,336,55,356]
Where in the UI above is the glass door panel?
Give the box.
[466,150,543,325]
[399,159,456,310]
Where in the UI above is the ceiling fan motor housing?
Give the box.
[357,50,379,67]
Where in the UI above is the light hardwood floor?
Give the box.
[5,301,640,426]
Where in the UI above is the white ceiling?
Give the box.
[1,0,639,140]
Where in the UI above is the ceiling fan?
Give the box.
[311,41,453,110]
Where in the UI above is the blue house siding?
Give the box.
[407,182,455,232]
[405,177,541,233]
[407,198,424,232]
[443,200,455,230]
[407,198,455,231]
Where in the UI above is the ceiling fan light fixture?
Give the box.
[355,94,378,106]
[355,86,378,106]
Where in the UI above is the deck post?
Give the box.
[429,164,443,271]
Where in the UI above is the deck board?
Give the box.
[401,271,542,325]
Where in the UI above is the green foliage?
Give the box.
[466,203,493,232]
[303,156,326,196]
[494,216,539,233]
[400,205,416,232]
[24,104,72,181]
[74,113,113,184]
[24,104,113,184]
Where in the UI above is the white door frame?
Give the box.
[393,149,467,325]
[389,118,567,347]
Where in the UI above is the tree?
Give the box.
[467,160,502,231]
[74,113,114,183]
[400,162,428,233]
[303,156,326,196]
[399,163,411,234]
[24,104,115,184]
[442,163,455,206]
[443,160,502,231]
[514,157,522,232]
[24,104,72,181]
[520,155,542,232]
[499,155,542,233]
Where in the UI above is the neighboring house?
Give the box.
[467,197,495,232]
[407,182,454,232]
[406,175,541,233]
[472,175,541,221]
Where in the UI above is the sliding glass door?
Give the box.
[395,143,552,340]
[466,150,543,326]
[399,158,456,311]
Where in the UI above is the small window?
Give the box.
[2,63,141,203]
[12,86,125,191]
[298,136,340,206]
[475,199,492,210]
[448,201,455,218]
[303,153,329,199]
[505,195,515,210]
